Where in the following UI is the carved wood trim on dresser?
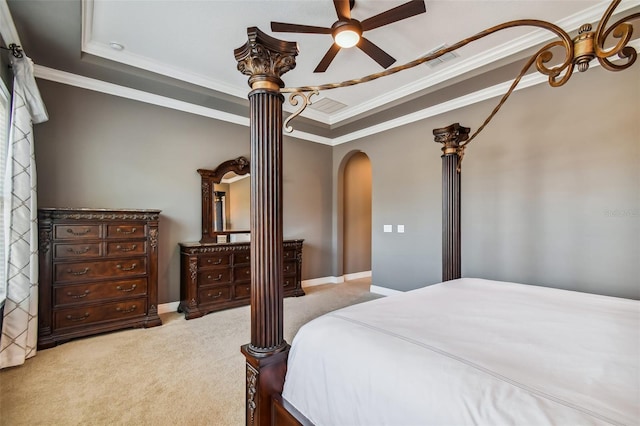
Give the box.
[37,208,162,349]
[178,240,304,319]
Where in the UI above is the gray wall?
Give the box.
[334,66,639,299]
[33,80,334,303]
[31,64,640,302]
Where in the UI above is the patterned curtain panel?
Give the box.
[0,54,47,369]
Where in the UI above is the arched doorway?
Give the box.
[342,152,372,276]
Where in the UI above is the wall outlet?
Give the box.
[397,225,405,233]
[383,225,392,233]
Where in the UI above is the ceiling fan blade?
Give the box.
[333,0,351,21]
[357,37,396,69]
[270,22,332,34]
[314,43,342,73]
[361,0,426,32]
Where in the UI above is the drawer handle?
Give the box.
[245,256,250,261]
[116,305,137,314]
[66,289,90,299]
[116,227,137,235]
[284,265,291,272]
[116,244,137,252]
[207,258,223,265]
[207,274,223,281]
[67,246,90,255]
[116,263,137,271]
[245,286,250,292]
[67,267,90,276]
[245,270,250,275]
[283,280,290,287]
[116,284,137,293]
[66,312,90,322]
[66,228,91,236]
[207,291,223,299]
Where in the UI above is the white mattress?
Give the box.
[282,278,640,425]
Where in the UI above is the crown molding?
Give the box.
[81,0,247,100]
[80,0,631,127]
[329,37,640,146]
[34,65,249,125]
[330,72,547,146]
[326,0,634,126]
[34,32,636,148]
[32,65,334,145]
[0,0,21,46]
[82,39,249,100]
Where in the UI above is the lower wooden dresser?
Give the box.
[178,240,304,319]
[37,208,162,349]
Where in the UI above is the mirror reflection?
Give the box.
[198,156,251,243]
[213,172,250,232]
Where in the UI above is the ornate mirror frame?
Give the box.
[198,156,250,243]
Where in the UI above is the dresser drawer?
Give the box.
[234,251,251,265]
[234,283,251,299]
[234,265,252,282]
[178,239,302,320]
[38,208,162,349]
[198,253,231,268]
[54,224,101,240]
[283,249,297,261]
[283,261,296,276]
[54,242,102,259]
[54,258,147,283]
[283,276,296,289]
[198,269,231,286]
[106,224,146,239]
[198,285,232,304]
[54,297,147,330]
[54,278,148,306]
[106,241,146,256]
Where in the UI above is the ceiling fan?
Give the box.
[270,0,426,73]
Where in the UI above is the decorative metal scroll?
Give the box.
[0,43,23,58]
[282,0,638,166]
[283,90,318,133]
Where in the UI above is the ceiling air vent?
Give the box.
[308,97,348,114]
[423,44,459,68]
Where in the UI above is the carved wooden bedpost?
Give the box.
[234,27,298,426]
[433,123,470,282]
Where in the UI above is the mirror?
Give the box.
[198,157,250,243]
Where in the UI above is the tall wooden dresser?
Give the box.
[37,208,162,349]
[178,240,304,319]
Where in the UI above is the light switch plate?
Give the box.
[383,225,392,233]
[397,225,405,233]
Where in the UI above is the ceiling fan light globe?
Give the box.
[334,28,360,48]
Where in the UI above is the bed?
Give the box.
[283,278,639,425]
[230,1,639,424]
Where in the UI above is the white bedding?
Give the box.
[282,278,640,426]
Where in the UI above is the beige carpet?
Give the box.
[0,280,380,426]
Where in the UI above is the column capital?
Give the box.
[433,123,470,155]
[234,27,299,91]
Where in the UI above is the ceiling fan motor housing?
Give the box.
[270,0,427,71]
[332,20,363,48]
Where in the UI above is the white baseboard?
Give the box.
[344,271,372,281]
[370,285,403,296]
[158,301,180,314]
[302,270,372,288]
[302,276,341,287]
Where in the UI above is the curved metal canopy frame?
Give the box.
[283,0,638,169]
[232,2,638,424]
